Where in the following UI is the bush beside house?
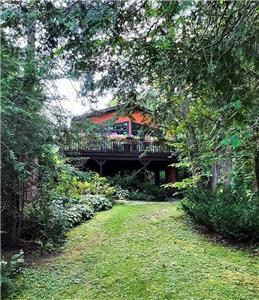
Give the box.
[181,186,259,242]
[1,165,120,298]
[21,169,118,253]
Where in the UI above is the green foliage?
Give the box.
[110,171,167,201]
[166,176,201,195]
[76,175,116,199]
[54,171,82,199]
[127,191,157,202]
[53,197,95,229]
[113,186,130,200]
[61,198,95,227]
[182,187,259,242]
[1,32,57,188]
[23,186,71,247]
[2,0,258,249]
[22,163,117,250]
[33,0,257,195]
[109,171,142,191]
[1,27,64,246]
[138,182,167,200]
[18,152,117,251]
[55,170,116,200]
[80,195,113,212]
[1,250,24,298]
[23,194,95,251]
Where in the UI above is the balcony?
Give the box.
[64,138,174,162]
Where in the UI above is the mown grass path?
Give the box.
[9,203,258,299]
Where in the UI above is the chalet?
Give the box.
[65,105,178,185]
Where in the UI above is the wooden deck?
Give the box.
[64,139,175,161]
[64,139,178,182]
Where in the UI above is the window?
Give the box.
[132,122,145,136]
[159,170,166,184]
[112,122,129,135]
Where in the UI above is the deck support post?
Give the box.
[140,159,151,182]
[154,170,160,186]
[95,159,107,176]
[166,165,177,184]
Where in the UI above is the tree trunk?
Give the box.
[221,117,232,189]
[255,149,259,193]
[223,145,232,187]
[13,12,36,245]
[181,98,199,176]
[211,163,219,191]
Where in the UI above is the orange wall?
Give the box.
[90,111,150,125]
[90,111,115,124]
[89,110,152,135]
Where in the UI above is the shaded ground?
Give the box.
[8,202,259,299]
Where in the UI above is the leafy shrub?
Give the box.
[53,197,95,227]
[181,188,213,229]
[23,193,70,246]
[54,167,116,200]
[54,171,81,199]
[110,171,167,201]
[55,169,116,200]
[1,250,24,298]
[127,191,157,201]
[21,168,117,252]
[36,240,57,253]
[23,192,95,250]
[182,187,259,241]
[109,170,142,191]
[113,186,130,200]
[76,174,116,199]
[67,204,94,226]
[139,182,167,200]
[80,194,113,212]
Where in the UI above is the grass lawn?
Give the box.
[8,202,259,299]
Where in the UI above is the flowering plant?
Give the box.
[126,134,134,139]
[108,133,128,141]
[144,135,158,143]
[132,135,141,141]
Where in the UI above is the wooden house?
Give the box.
[65,105,177,185]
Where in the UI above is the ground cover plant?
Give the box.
[1,251,24,298]
[1,160,119,296]
[80,195,113,212]
[182,186,259,242]
[6,203,259,300]
[17,152,119,254]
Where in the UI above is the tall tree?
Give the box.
[59,0,258,192]
[2,0,258,208]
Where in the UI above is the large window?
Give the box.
[132,122,145,136]
[111,122,129,135]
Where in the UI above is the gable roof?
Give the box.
[72,104,152,122]
[72,105,121,121]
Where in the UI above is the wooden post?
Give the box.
[140,159,151,182]
[95,159,106,176]
[128,120,132,135]
[155,170,160,186]
[166,166,177,183]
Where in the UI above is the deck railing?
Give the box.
[65,139,171,154]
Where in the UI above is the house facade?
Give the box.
[65,105,178,185]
